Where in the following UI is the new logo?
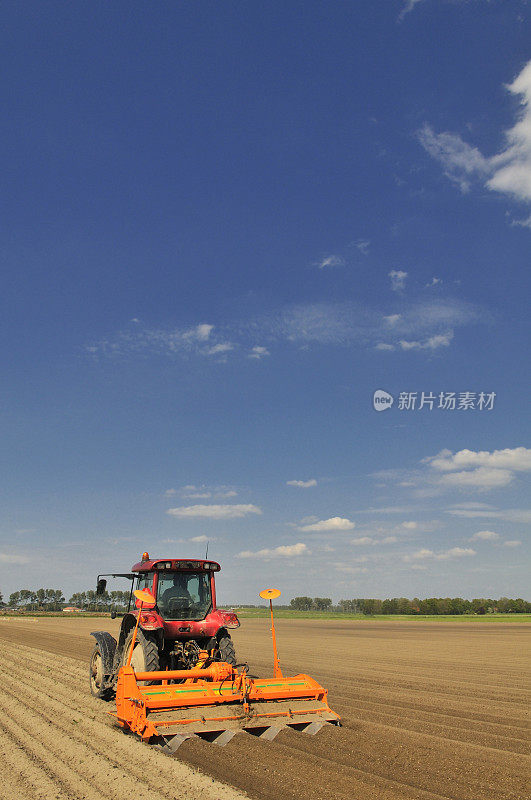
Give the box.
[373,389,394,411]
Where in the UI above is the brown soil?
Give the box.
[0,617,528,800]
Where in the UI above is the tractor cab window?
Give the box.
[135,572,154,594]
[156,571,211,621]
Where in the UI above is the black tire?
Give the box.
[217,633,236,665]
[121,629,160,684]
[89,644,113,700]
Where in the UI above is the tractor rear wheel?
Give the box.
[89,644,113,700]
[217,634,236,665]
[121,629,160,684]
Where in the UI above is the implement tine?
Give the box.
[156,733,194,753]
[199,729,239,746]
[289,720,325,735]
[245,725,282,741]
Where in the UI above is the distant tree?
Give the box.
[313,597,332,611]
[471,598,488,614]
[110,590,129,610]
[290,596,313,611]
[35,588,46,609]
[86,589,97,611]
[497,597,511,613]
[9,591,21,608]
[359,599,383,615]
[69,591,87,608]
[46,589,65,611]
[508,598,526,613]
[19,589,35,609]
[449,598,466,615]
[338,599,356,613]
[436,598,452,615]
[396,598,413,614]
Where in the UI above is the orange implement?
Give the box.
[113,663,340,751]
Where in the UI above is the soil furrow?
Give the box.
[1,616,528,800]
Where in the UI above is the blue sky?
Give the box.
[1,1,530,603]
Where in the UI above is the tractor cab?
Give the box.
[130,555,221,622]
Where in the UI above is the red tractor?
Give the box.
[89,553,240,699]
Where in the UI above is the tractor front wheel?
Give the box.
[89,644,113,700]
[121,629,160,683]
[216,634,236,665]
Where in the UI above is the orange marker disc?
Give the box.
[259,588,281,599]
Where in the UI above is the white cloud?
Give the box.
[405,548,434,561]
[425,447,531,491]
[248,346,270,359]
[355,239,370,255]
[404,546,475,562]
[447,507,531,524]
[420,60,531,210]
[399,330,453,350]
[286,479,317,488]
[335,565,369,574]
[426,277,442,287]
[512,213,531,229]
[376,342,395,351]
[237,542,309,559]
[189,535,217,543]
[186,324,214,341]
[180,484,212,498]
[389,270,408,291]
[384,314,401,325]
[423,332,454,349]
[316,255,345,269]
[401,521,418,529]
[438,467,514,490]
[443,547,476,559]
[470,530,500,541]
[418,124,488,192]
[382,536,398,544]
[448,502,494,510]
[87,321,222,360]
[89,297,482,362]
[488,61,531,203]
[351,537,375,545]
[358,505,417,514]
[178,484,238,500]
[398,0,425,20]
[427,447,531,472]
[167,504,261,519]
[164,488,177,497]
[299,516,355,532]
[206,343,233,356]
[0,553,30,564]
[503,540,522,548]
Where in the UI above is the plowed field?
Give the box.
[0,617,528,800]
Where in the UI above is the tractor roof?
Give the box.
[131,557,221,573]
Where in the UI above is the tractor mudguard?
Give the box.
[90,631,117,679]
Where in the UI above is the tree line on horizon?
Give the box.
[3,588,131,612]
[2,589,530,615]
[289,596,531,614]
